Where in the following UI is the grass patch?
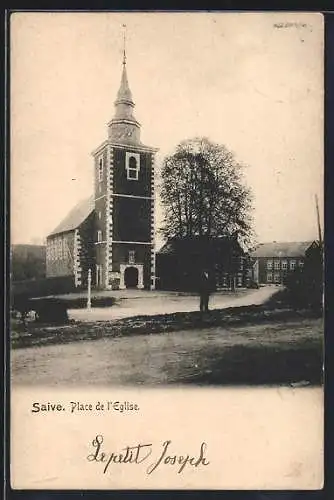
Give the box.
[180,339,323,386]
[11,304,322,350]
[29,295,117,309]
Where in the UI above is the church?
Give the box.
[46,49,158,290]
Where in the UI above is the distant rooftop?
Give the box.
[251,241,315,258]
[48,196,94,237]
[158,236,242,256]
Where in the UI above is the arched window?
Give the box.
[129,156,137,169]
[98,157,104,182]
[128,250,135,264]
[126,152,140,180]
[128,156,138,180]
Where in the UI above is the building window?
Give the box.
[128,250,135,264]
[127,157,139,180]
[274,260,280,270]
[290,260,296,270]
[98,211,102,220]
[97,230,102,242]
[125,152,140,181]
[54,239,59,259]
[46,242,52,260]
[63,239,68,258]
[282,260,288,270]
[299,260,304,268]
[267,260,273,270]
[96,264,103,286]
[274,273,280,283]
[267,272,273,282]
[58,238,63,259]
[98,157,104,182]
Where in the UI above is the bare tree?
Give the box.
[160,137,254,247]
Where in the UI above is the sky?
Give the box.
[10,12,324,248]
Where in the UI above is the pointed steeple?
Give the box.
[108,27,141,144]
[115,34,134,106]
[115,60,134,107]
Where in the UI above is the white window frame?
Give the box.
[98,211,102,220]
[274,260,280,270]
[267,272,273,282]
[282,260,288,270]
[290,260,296,270]
[98,157,104,182]
[274,272,280,283]
[267,260,273,270]
[299,260,304,268]
[97,230,103,242]
[128,250,135,264]
[125,152,140,181]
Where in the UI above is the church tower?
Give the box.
[92,44,158,290]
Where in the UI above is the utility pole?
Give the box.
[315,194,323,248]
[87,268,92,310]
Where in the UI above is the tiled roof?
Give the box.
[251,241,315,258]
[157,237,241,256]
[48,196,94,237]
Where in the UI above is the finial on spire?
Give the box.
[122,24,127,66]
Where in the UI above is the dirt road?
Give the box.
[68,286,277,322]
[11,317,322,387]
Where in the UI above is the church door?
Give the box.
[124,266,139,288]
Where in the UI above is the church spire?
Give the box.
[114,24,134,106]
[122,23,127,66]
[115,61,134,106]
[108,25,141,144]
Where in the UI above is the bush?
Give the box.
[33,298,69,324]
[12,276,76,297]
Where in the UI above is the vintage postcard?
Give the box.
[10,11,324,490]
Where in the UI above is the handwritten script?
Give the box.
[87,434,210,474]
[273,22,311,30]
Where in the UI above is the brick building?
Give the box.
[46,51,157,290]
[46,196,95,287]
[250,241,319,285]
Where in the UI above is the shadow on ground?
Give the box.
[173,340,323,386]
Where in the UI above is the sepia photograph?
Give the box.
[9,11,324,490]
